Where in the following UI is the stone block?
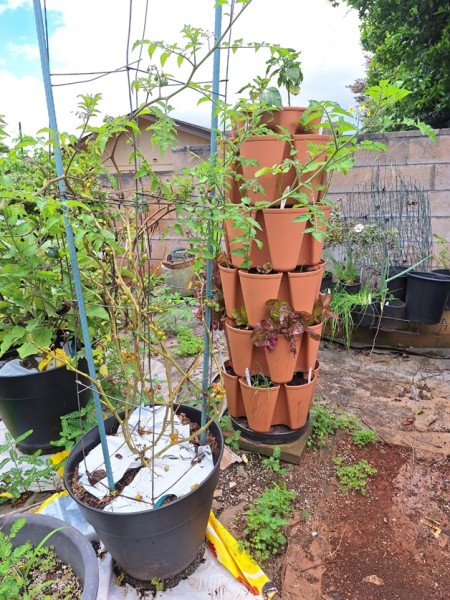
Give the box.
[407,132,450,164]
[434,164,450,191]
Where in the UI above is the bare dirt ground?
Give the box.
[215,343,450,600]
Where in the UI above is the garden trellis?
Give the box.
[32,0,229,488]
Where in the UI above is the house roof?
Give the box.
[138,114,211,139]
[78,113,211,149]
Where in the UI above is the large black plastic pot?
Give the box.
[405,271,450,324]
[0,358,91,454]
[433,269,450,309]
[0,512,99,600]
[64,404,224,582]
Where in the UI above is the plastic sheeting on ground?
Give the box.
[37,493,275,600]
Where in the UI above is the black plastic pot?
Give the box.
[320,271,333,292]
[340,280,361,294]
[0,513,99,600]
[433,269,450,309]
[379,300,406,331]
[405,271,450,324]
[386,265,409,301]
[351,302,378,328]
[64,404,223,582]
[0,358,91,454]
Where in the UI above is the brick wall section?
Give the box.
[327,128,450,252]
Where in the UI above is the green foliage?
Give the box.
[0,431,56,504]
[231,306,248,328]
[244,483,295,561]
[261,447,288,475]
[0,518,80,599]
[218,415,241,451]
[328,248,359,285]
[50,401,97,452]
[308,403,360,450]
[326,286,380,350]
[333,456,378,495]
[352,428,377,447]
[331,0,450,129]
[433,235,450,270]
[174,326,203,357]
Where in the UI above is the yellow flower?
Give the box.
[49,449,70,477]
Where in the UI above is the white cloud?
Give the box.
[6,42,39,60]
[1,0,365,137]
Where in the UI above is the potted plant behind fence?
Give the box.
[0,123,112,454]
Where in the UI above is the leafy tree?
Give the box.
[330,0,450,129]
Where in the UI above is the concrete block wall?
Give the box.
[327,129,450,262]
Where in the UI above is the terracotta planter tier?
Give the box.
[262,208,309,272]
[238,136,295,205]
[297,204,331,265]
[292,134,330,204]
[223,211,270,269]
[261,106,309,136]
[264,335,302,384]
[238,270,283,327]
[239,378,280,433]
[297,322,324,373]
[218,263,243,319]
[287,264,323,313]
[284,373,316,430]
[224,320,268,377]
[224,320,254,378]
[222,360,245,418]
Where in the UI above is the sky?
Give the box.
[0,0,366,139]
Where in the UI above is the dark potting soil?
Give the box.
[291,264,319,273]
[287,372,308,386]
[112,543,206,593]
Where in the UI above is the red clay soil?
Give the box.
[217,343,450,600]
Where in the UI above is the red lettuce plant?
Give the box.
[308,292,339,325]
[251,299,320,354]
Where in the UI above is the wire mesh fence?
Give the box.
[324,161,433,287]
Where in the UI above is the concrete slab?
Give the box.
[223,421,312,465]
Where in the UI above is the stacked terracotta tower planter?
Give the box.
[220,107,332,442]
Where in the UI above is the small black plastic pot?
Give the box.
[0,513,99,600]
[320,271,333,292]
[405,271,450,324]
[379,300,406,331]
[0,358,91,454]
[432,269,450,309]
[350,302,378,328]
[64,404,223,582]
[340,280,361,294]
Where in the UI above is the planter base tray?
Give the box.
[231,415,309,445]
